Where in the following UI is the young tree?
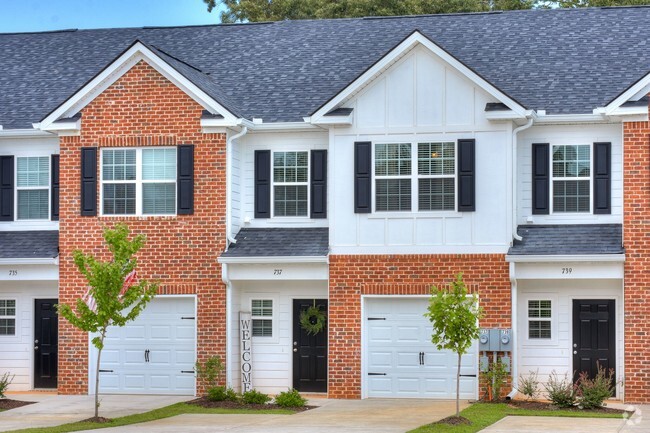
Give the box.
[57,224,157,420]
[425,273,482,418]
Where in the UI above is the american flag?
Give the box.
[120,270,137,298]
[82,288,97,313]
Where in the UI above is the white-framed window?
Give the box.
[552,144,591,213]
[16,156,50,220]
[251,299,273,337]
[374,142,456,212]
[272,151,309,217]
[101,147,176,216]
[528,300,552,339]
[0,299,16,336]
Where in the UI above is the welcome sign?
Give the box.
[240,312,253,392]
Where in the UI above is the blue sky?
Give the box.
[0,0,222,33]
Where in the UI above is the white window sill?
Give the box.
[367,211,463,219]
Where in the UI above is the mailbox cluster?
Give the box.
[478,328,513,373]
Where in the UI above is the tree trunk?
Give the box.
[94,328,106,419]
[456,352,461,417]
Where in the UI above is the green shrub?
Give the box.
[242,389,271,405]
[0,372,13,399]
[516,370,540,401]
[274,388,306,408]
[207,386,239,402]
[482,360,508,401]
[577,365,615,409]
[195,356,224,390]
[544,371,577,408]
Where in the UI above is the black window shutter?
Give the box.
[593,142,611,215]
[0,155,14,221]
[177,144,194,215]
[354,141,372,213]
[80,147,97,216]
[532,143,550,215]
[310,150,327,219]
[457,139,476,212]
[51,155,60,221]
[254,150,271,218]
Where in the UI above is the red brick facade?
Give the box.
[57,60,226,394]
[327,254,511,399]
[623,112,650,403]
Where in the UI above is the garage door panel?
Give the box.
[124,350,146,364]
[150,325,172,340]
[366,298,478,399]
[176,325,195,340]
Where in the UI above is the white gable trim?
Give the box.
[36,42,240,131]
[310,31,529,123]
[594,71,650,116]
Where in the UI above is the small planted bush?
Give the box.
[516,370,540,401]
[0,372,14,399]
[274,389,306,408]
[207,386,239,402]
[242,389,271,405]
[195,356,224,390]
[577,365,615,409]
[544,371,577,408]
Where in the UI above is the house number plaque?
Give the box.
[240,312,253,392]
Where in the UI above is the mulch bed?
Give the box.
[504,399,630,415]
[187,397,314,412]
[79,417,112,423]
[435,415,471,425]
[0,399,34,411]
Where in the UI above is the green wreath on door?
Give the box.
[299,301,327,336]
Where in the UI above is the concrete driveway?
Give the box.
[71,398,467,433]
[0,393,192,432]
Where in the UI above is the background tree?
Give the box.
[204,0,650,22]
[425,273,482,418]
[57,224,157,420]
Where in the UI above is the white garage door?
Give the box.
[365,297,478,399]
[89,296,196,395]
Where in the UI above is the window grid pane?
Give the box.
[17,190,49,220]
[552,145,590,213]
[0,300,15,316]
[142,183,176,215]
[553,180,590,212]
[252,300,273,317]
[529,321,551,339]
[142,148,177,181]
[376,178,411,211]
[274,185,308,217]
[375,143,411,176]
[273,152,308,183]
[103,183,136,215]
[273,152,308,217]
[418,142,455,176]
[0,318,15,336]
[17,156,49,187]
[102,149,136,181]
[419,178,455,211]
[252,319,272,337]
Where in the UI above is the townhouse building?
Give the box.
[1,6,649,402]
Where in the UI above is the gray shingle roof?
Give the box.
[0,231,59,259]
[1,6,649,129]
[222,228,329,257]
[508,224,623,256]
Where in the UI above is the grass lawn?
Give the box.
[408,402,626,433]
[4,402,294,433]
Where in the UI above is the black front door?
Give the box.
[34,299,58,389]
[572,299,615,384]
[293,299,327,393]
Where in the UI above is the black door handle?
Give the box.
[419,352,424,365]
[145,349,150,363]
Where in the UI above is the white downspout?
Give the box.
[511,118,534,241]
[507,261,518,400]
[225,126,248,251]
[222,263,233,389]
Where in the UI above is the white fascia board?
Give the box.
[246,122,324,132]
[506,254,625,263]
[310,112,354,126]
[0,257,58,265]
[218,255,329,264]
[534,113,611,124]
[596,71,650,116]
[0,128,54,138]
[310,31,528,123]
[485,109,534,121]
[40,118,82,136]
[39,42,239,130]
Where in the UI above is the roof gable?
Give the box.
[36,40,241,131]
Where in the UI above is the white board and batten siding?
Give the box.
[229,280,327,395]
[364,297,478,399]
[89,296,196,395]
[517,123,623,225]
[329,45,513,255]
[0,280,58,391]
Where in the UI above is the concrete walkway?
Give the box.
[0,394,192,432]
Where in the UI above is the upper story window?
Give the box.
[273,151,308,217]
[0,299,16,336]
[101,148,176,216]
[528,300,551,339]
[552,145,590,213]
[16,156,50,220]
[374,142,455,212]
